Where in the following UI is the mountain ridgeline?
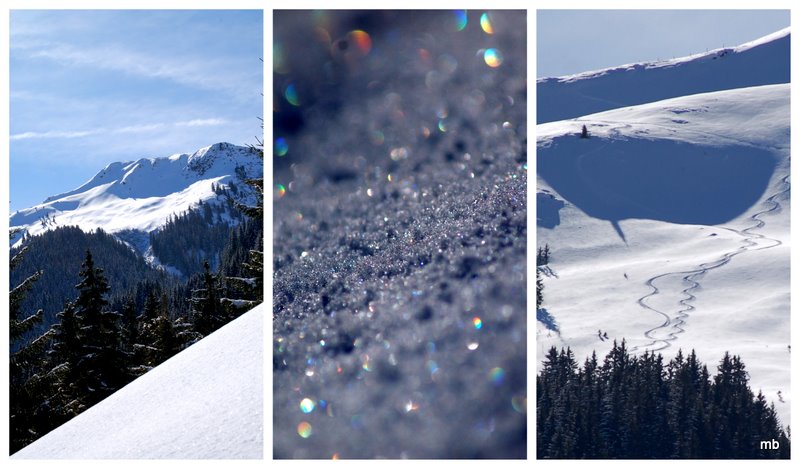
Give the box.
[537,28,790,123]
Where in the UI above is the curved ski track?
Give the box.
[631,174,790,353]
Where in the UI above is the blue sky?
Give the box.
[538,10,790,78]
[10,10,263,211]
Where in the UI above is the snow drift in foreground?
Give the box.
[537,83,790,426]
[12,305,263,459]
[537,28,789,123]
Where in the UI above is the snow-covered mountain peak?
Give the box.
[41,142,259,204]
[10,142,263,250]
[186,142,252,175]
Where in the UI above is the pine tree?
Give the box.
[142,290,160,322]
[174,315,202,349]
[9,232,53,453]
[120,296,139,352]
[72,250,128,408]
[537,270,544,309]
[238,129,264,220]
[134,290,181,370]
[42,301,83,427]
[152,311,179,364]
[537,244,551,265]
[580,124,589,139]
[190,261,226,336]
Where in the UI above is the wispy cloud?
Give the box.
[11,118,229,141]
[20,42,259,101]
[177,118,229,127]
[10,130,100,141]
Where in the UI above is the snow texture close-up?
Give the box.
[273,11,527,458]
[12,305,264,459]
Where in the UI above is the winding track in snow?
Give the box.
[631,174,790,352]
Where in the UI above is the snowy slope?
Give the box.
[537,84,790,426]
[9,142,262,250]
[537,28,789,123]
[12,304,263,459]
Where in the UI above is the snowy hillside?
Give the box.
[537,28,789,123]
[12,304,263,459]
[9,142,262,251]
[537,82,790,427]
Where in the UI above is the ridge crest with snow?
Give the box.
[10,142,262,251]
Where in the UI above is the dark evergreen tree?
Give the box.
[238,132,264,220]
[174,315,202,350]
[190,261,227,336]
[537,244,550,266]
[9,232,52,453]
[152,311,179,363]
[72,250,129,409]
[537,270,544,309]
[42,302,83,427]
[142,290,161,322]
[133,291,180,371]
[581,124,589,139]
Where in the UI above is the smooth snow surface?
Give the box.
[10,142,262,249]
[12,305,263,459]
[537,83,790,427]
[537,28,789,123]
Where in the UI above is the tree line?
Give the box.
[537,342,790,459]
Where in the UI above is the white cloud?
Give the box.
[115,124,165,134]
[10,130,100,141]
[176,118,229,127]
[22,42,259,101]
[11,118,229,141]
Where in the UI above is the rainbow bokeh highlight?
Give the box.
[484,48,503,68]
[297,421,313,438]
[480,13,493,34]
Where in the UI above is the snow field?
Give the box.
[537,83,790,426]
